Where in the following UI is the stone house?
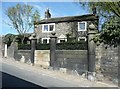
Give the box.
[34,9,99,44]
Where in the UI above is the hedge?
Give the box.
[18,44,31,50]
[56,42,87,50]
[18,42,87,50]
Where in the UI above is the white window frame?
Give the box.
[58,38,67,43]
[78,21,87,31]
[78,37,87,41]
[41,38,50,44]
[42,23,55,32]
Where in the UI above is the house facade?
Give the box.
[34,9,99,44]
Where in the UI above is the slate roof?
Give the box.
[34,14,99,25]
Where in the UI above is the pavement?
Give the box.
[0,57,119,88]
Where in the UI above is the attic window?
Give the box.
[42,23,55,32]
[78,22,87,31]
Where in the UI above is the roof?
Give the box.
[34,14,99,25]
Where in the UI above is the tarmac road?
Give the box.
[1,59,118,88]
[1,60,81,87]
[2,71,46,88]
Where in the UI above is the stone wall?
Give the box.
[34,21,95,42]
[95,44,118,81]
[35,50,50,68]
[15,50,31,63]
[56,50,88,74]
[15,50,50,67]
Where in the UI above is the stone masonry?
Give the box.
[34,14,99,43]
[95,43,118,82]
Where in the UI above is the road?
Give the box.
[1,59,82,88]
[2,72,46,88]
[1,59,118,88]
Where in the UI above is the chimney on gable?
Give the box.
[92,5,97,15]
[45,8,51,19]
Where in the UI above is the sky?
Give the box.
[0,1,90,35]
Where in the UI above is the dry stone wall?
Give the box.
[95,43,118,82]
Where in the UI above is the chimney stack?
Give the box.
[92,5,97,15]
[45,8,51,19]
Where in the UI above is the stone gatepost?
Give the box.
[87,23,97,81]
[4,44,7,58]
[50,32,58,70]
[29,33,37,66]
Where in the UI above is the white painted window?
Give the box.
[41,38,50,44]
[78,22,87,31]
[58,34,67,43]
[58,39,67,43]
[78,37,86,42]
[42,23,55,32]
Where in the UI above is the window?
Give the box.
[58,34,67,43]
[78,37,86,42]
[43,39,47,44]
[60,40,66,43]
[44,25,48,31]
[42,38,50,44]
[42,23,55,32]
[58,38,67,43]
[78,22,87,31]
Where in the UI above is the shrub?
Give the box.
[56,41,87,50]
[18,41,87,50]
[18,44,31,50]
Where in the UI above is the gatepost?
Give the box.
[29,33,37,66]
[87,23,97,81]
[2,40,7,58]
[50,32,58,70]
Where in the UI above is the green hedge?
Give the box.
[56,42,87,50]
[36,43,50,50]
[18,44,31,50]
[18,42,87,50]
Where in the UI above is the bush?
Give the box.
[18,44,31,50]
[36,43,50,50]
[18,41,87,50]
[56,41,87,50]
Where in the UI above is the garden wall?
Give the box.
[95,44,119,81]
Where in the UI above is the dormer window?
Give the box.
[42,23,55,32]
[78,22,87,31]
[41,38,50,44]
[78,37,86,42]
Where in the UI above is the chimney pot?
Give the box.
[45,8,51,19]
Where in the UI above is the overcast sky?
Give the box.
[0,1,89,35]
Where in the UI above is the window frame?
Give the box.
[78,21,87,31]
[42,23,55,32]
[78,37,87,42]
[58,38,67,43]
[41,38,50,44]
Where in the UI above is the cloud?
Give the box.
[30,3,61,18]
[32,4,42,10]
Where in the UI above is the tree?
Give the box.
[3,34,16,46]
[79,2,120,17]
[79,1,120,46]
[5,4,40,44]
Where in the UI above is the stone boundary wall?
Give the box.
[13,45,119,82]
[56,50,88,74]
[15,50,31,63]
[95,44,118,81]
[35,50,50,68]
[15,50,50,67]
